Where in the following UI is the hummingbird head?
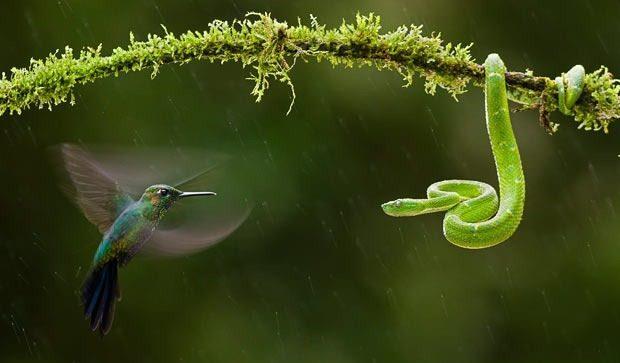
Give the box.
[141,184,217,215]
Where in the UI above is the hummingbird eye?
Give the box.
[159,188,169,196]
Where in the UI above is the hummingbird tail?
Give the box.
[81,259,120,336]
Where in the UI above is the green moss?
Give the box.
[572,66,620,133]
[0,12,618,133]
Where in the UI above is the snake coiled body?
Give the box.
[382,54,586,248]
[382,54,525,249]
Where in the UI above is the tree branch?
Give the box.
[1,13,618,133]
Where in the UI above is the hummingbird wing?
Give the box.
[77,145,231,196]
[143,204,251,256]
[55,143,252,255]
[58,144,134,233]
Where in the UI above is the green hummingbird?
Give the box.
[58,144,248,335]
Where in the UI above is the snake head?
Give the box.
[381,199,427,217]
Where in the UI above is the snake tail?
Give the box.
[556,64,585,115]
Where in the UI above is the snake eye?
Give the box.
[159,188,169,196]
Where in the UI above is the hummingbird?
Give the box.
[57,144,249,335]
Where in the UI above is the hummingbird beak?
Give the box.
[179,191,217,199]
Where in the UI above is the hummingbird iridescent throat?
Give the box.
[57,144,245,336]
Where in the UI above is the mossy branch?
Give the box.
[2,13,619,133]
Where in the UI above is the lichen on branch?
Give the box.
[1,12,619,133]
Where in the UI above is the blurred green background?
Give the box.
[2,1,620,362]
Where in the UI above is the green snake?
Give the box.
[381,54,585,249]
